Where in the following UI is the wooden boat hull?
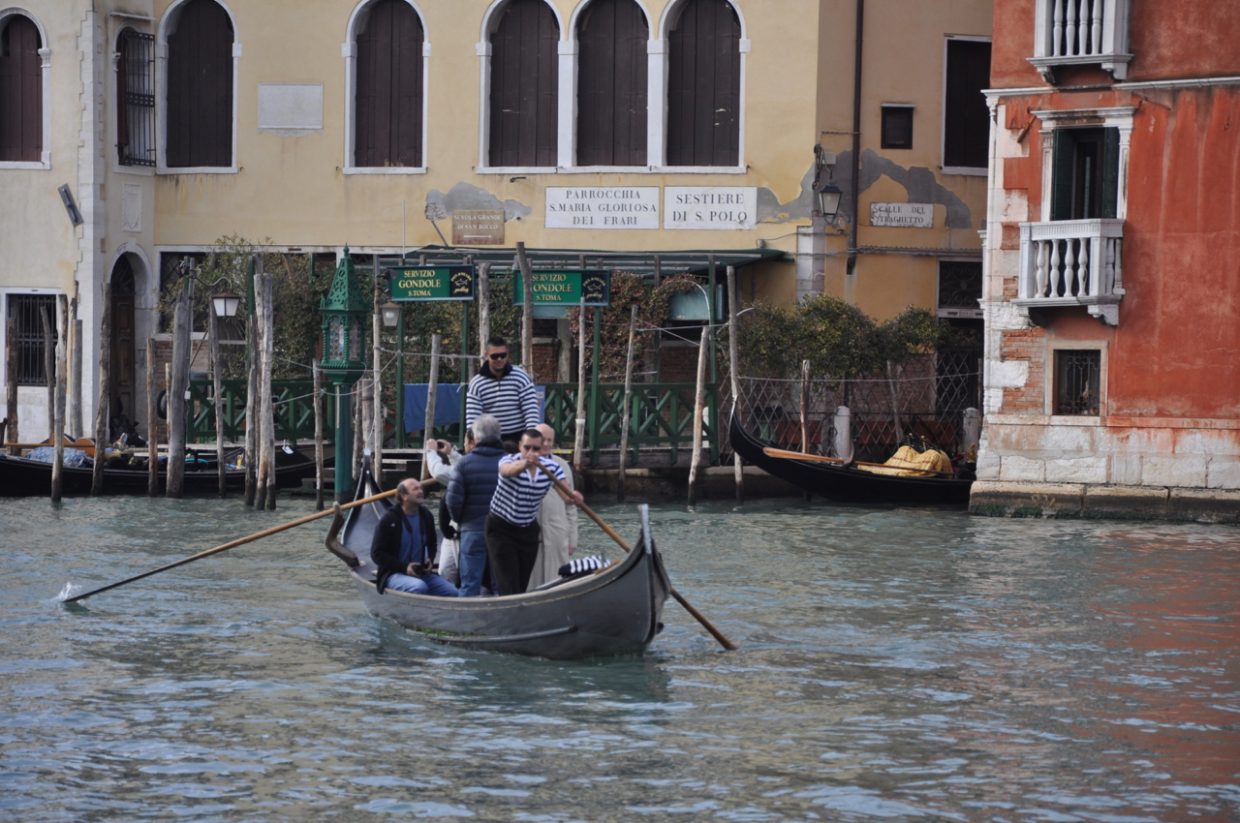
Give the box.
[730,412,973,505]
[0,448,318,496]
[329,469,671,660]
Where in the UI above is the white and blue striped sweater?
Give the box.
[490,454,566,526]
[465,363,541,436]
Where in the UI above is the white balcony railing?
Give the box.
[1030,0,1131,82]
[1016,219,1124,325]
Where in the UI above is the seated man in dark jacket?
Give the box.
[370,478,458,596]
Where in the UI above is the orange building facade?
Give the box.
[972,0,1240,522]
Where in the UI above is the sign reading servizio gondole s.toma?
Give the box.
[388,266,476,301]
[512,270,611,306]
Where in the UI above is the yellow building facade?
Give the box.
[0,0,989,442]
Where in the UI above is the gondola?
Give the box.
[324,463,671,660]
[0,445,318,496]
[730,410,973,505]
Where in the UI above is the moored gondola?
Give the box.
[0,445,318,496]
[324,463,671,660]
[730,410,973,505]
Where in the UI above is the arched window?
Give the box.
[354,0,424,167]
[0,13,42,162]
[166,0,234,168]
[666,0,740,167]
[489,0,558,168]
[577,0,647,166]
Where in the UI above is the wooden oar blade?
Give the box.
[535,462,736,651]
[60,487,397,604]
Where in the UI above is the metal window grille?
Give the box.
[118,29,155,167]
[937,261,982,310]
[7,295,57,386]
[1054,349,1101,415]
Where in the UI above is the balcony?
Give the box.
[1030,0,1131,82]
[1016,219,1124,325]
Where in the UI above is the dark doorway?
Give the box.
[110,257,137,439]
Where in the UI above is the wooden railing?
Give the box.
[186,378,717,465]
[188,379,329,443]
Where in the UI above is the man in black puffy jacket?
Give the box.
[445,414,506,596]
[370,478,458,596]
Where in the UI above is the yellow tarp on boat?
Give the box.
[856,445,953,477]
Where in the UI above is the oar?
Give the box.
[762,446,854,464]
[760,446,950,476]
[537,463,737,652]
[62,487,399,604]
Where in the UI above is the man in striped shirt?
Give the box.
[486,428,585,595]
[465,336,542,444]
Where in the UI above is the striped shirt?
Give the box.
[465,363,541,435]
[490,454,566,526]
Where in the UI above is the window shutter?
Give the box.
[1101,126,1119,219]
[1049,129,1075,221]
[0,15,42,162]
[488,0,558,167]
[577,0,648,166]
[667,0,740,167]
[166,0,233,167]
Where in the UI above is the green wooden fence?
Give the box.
[187,379,717,465]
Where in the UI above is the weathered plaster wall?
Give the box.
[978,3,1240,511]
[0,1,93,442]
[149,0,822,253]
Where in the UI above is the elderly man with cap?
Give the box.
[370,478,458,596]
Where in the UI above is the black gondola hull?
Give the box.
[0,448,318,496]
[730,413,973,505]
[327,468,671,660]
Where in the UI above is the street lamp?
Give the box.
[380,300,401,328]
[211,291,241,319]
[815,182,843,223]
[319,248,369,501]
[812,143,843,224]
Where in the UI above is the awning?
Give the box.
[388,245,787,276]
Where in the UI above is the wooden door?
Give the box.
[110,257,136,435]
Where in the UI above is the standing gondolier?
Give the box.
[486,428,584,595]
[464,336,541,445]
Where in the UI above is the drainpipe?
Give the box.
[847,0,864,275]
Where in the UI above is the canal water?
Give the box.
[1,494,1236,821]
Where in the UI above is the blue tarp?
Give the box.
[401,383,546,434]
[403,384,463,433]
[27,447,90,467]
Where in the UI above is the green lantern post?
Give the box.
[320,249,369,502]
